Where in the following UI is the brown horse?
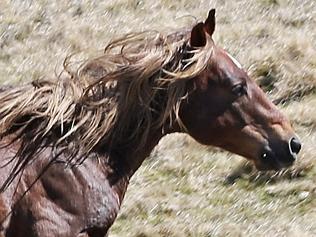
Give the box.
[0,9,301,237]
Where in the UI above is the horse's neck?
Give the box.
[109,129,164,177]
[108,123,180,195]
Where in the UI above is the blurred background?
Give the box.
[0,0,315,236]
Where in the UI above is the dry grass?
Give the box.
[0,0,316,236]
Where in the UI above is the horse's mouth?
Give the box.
[256,150,296,171]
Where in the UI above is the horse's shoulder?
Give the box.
[0,149,120,235]
[34,153,121,227]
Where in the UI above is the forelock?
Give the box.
[226,52,242,69]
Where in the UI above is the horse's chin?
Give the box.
[253,156,295,171]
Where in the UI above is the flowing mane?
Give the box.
[0,29,213,188]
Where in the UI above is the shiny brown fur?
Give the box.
[0,9,300,236]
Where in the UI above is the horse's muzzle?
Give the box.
[259,136,302,170]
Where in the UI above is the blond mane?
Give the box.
[0,29,213,180]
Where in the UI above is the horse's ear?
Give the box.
[204,9,216,36]
[190,22,206,47]
[190,9,216,47]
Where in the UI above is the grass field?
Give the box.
[0,0,316,236]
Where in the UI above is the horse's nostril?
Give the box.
[289,137,302,155]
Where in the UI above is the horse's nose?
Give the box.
[289,137,302,156]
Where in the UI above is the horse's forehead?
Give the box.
[225,52,242,69]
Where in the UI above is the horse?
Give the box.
[0,9,301,237]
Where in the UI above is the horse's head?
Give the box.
[180,9,301,170]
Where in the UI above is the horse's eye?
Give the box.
[232,84,247,97]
